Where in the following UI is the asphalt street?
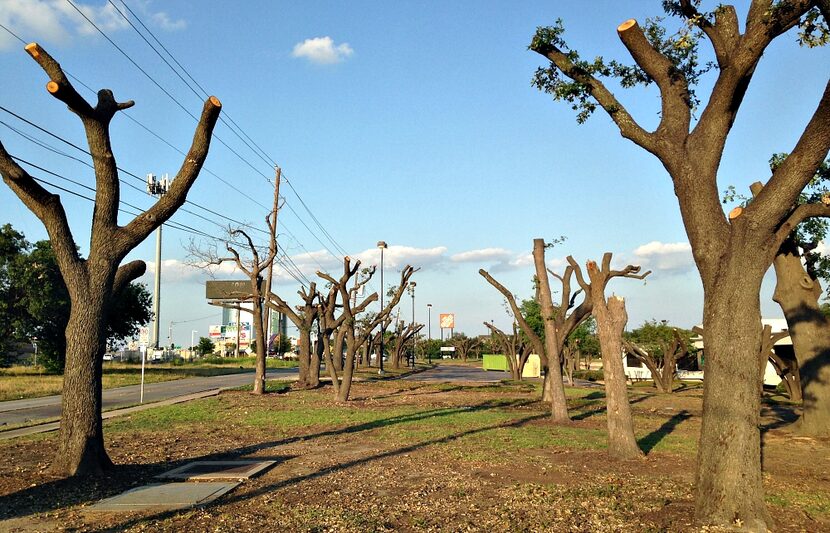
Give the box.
[0,368,298,426]
[403,364,508,383]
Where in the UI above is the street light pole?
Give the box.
[191,330,197,357]
[408,281,416,367]
[427,303,432,364]
[377,240,387,375]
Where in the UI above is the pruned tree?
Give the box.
[390,321,424,369]
[485,321,533,381]
[318,257,377,401]
[531,3,830,527]
[532,238,589,422]
[480,269,548,397]
[583,257,647,460]
[759,324,795,393]
[320,262,417,401]
[561,342,578,386]
[750,170,830,436]
[759,325,803,402]
[267,282,320,389]
[450,333,481,362]
[623,328,689,393]
[190,172,280,394]
[0,44,221,475]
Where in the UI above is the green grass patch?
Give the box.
[767,488,830,516]
[106,397,222,433]
[244,403,418,431]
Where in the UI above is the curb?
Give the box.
[0,389,222,440]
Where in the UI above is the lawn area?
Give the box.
[0,357,298,401]
[0,377,826,532]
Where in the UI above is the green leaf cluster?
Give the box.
[531,8,715,123]
[0,224,152,371]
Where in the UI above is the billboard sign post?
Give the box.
[439,313,455,340]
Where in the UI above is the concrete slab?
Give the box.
[88,481,239,512]
[156,460,276,480]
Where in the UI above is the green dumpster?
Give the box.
[482,354,508,371]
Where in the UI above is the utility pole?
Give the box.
[146,173,170,352]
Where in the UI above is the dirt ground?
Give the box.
[0,376,828,532]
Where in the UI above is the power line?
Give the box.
[2,17,334,287]
[0,21,26,45]
[3,112,315,286]
[99,2,351,261]
[0,105,271,237]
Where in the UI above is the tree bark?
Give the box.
[533,239,570,422]
[695,261,771,530]
[771,243,830,436]
[588,261,643,460]
[251,297,267,394]
[54,274,113,475]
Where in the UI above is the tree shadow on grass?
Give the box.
[86,412,548,532]
[571,394,651,421]
[0,398,534,523]
[637,410,692,454]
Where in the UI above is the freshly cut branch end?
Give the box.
[46,81,59,94]
[586,260,598,273]
[728,206,743,220]
[208,95,222,108]
[617,19,637,33]
[24,42,41,58]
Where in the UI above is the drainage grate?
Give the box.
[156,460,277,480]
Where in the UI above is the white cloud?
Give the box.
[0,0,185,51]
[150,10,186,31]
[352,245,447,270]
[142,258,240,283]
[633,241,694,272]
[291,36,353,64]
[451,248,512,263]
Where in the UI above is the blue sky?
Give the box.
[1,1,828,346]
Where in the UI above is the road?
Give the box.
[405,364,601,388]
[0,368,298,427]
[403,364,509,383]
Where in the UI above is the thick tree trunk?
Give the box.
[295,328,314,389]
[695,264,772,530]
[337,340,358,402]
[771,246,830,437]
[252,298,267,394]
[53,278,113,475]
[533,239,570,422]
[594,295,643,460]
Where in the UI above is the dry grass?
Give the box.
[0,363,253,401]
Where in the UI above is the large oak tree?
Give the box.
[531,2,830,529]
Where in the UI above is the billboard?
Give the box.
[209,325,223,339]
[205,280,264,301]
[208,322,252,348]
[439,313,455,329]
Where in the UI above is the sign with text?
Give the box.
[205,280,264,301]
[439,313,455,329]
